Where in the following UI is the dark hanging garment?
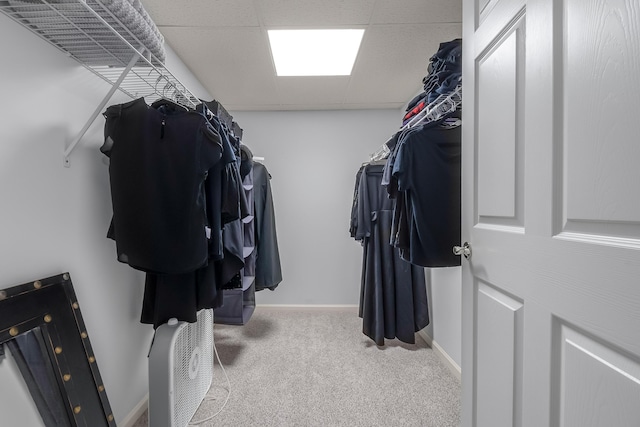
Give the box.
[390,112,462,267]
[354,163,429,346]
[218,136,251,289]
[101,97,223,274]
[198,107,249,290]
[197,106,241,261]
[361,210,429,345]
[139,114,248,327]
[220,220,246,288]
[141,262,223,328]
[253,162,282,291]
[349,165,365,238]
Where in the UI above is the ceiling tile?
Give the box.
[345,23,462,105]
[160,26,278,109]
[258,0,377,27]
[141,0,259,27]
[371,0,462,24]
[274,77,351,106]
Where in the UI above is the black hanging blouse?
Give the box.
[101,97,223,274]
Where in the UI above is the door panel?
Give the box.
[476,282,524,427]
[476,19,525,228]
[462,0,640,426]
[477,31,516,219]
[475,0,524,37]
[562,0,640,240]
[552,323,640,427]
[478,0,492,18]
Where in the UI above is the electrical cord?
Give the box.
[188,335,231,425]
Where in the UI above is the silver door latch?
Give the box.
[453,242,471,259]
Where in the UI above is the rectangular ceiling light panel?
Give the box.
[268,29,365,76]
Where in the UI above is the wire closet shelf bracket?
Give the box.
[0,0,200,167]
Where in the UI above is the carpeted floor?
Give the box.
[133,307,460,427]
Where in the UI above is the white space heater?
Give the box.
[148,309,214,427]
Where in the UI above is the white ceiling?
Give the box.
[141,0,462,111]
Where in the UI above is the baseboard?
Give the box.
[119,393,148,427]
[417,330,461,381]
[257,304,358,311]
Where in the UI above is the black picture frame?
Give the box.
[0,273,116,426]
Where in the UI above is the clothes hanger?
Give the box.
[369,144,390,162]
[364,85,462,162]
[407,85,462,128]
[151,75,189,111]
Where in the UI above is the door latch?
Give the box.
[453,242,472,259]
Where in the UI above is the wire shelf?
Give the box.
[0,0,199,108]
[0,0,201,165]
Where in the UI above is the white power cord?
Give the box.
[188,334,231,425]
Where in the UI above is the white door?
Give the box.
[461,0,640,426]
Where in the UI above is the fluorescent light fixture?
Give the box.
[268,29,365,76]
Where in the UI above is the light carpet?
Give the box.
[133,307,460,427]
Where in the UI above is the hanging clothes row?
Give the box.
[383,108,462,268]
[351,38,462,346]
[100,97,281,328]
[385,38,462,268]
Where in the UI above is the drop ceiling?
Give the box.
[141,0,462,111]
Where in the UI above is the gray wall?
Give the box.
[233,110,462,368]
[0,13,211,425]
[425,267,462,368]
[231,109,400,305]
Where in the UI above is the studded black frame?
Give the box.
[0,273,116,426]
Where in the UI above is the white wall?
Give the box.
[230,110,401,305]
[0,14,211,425]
